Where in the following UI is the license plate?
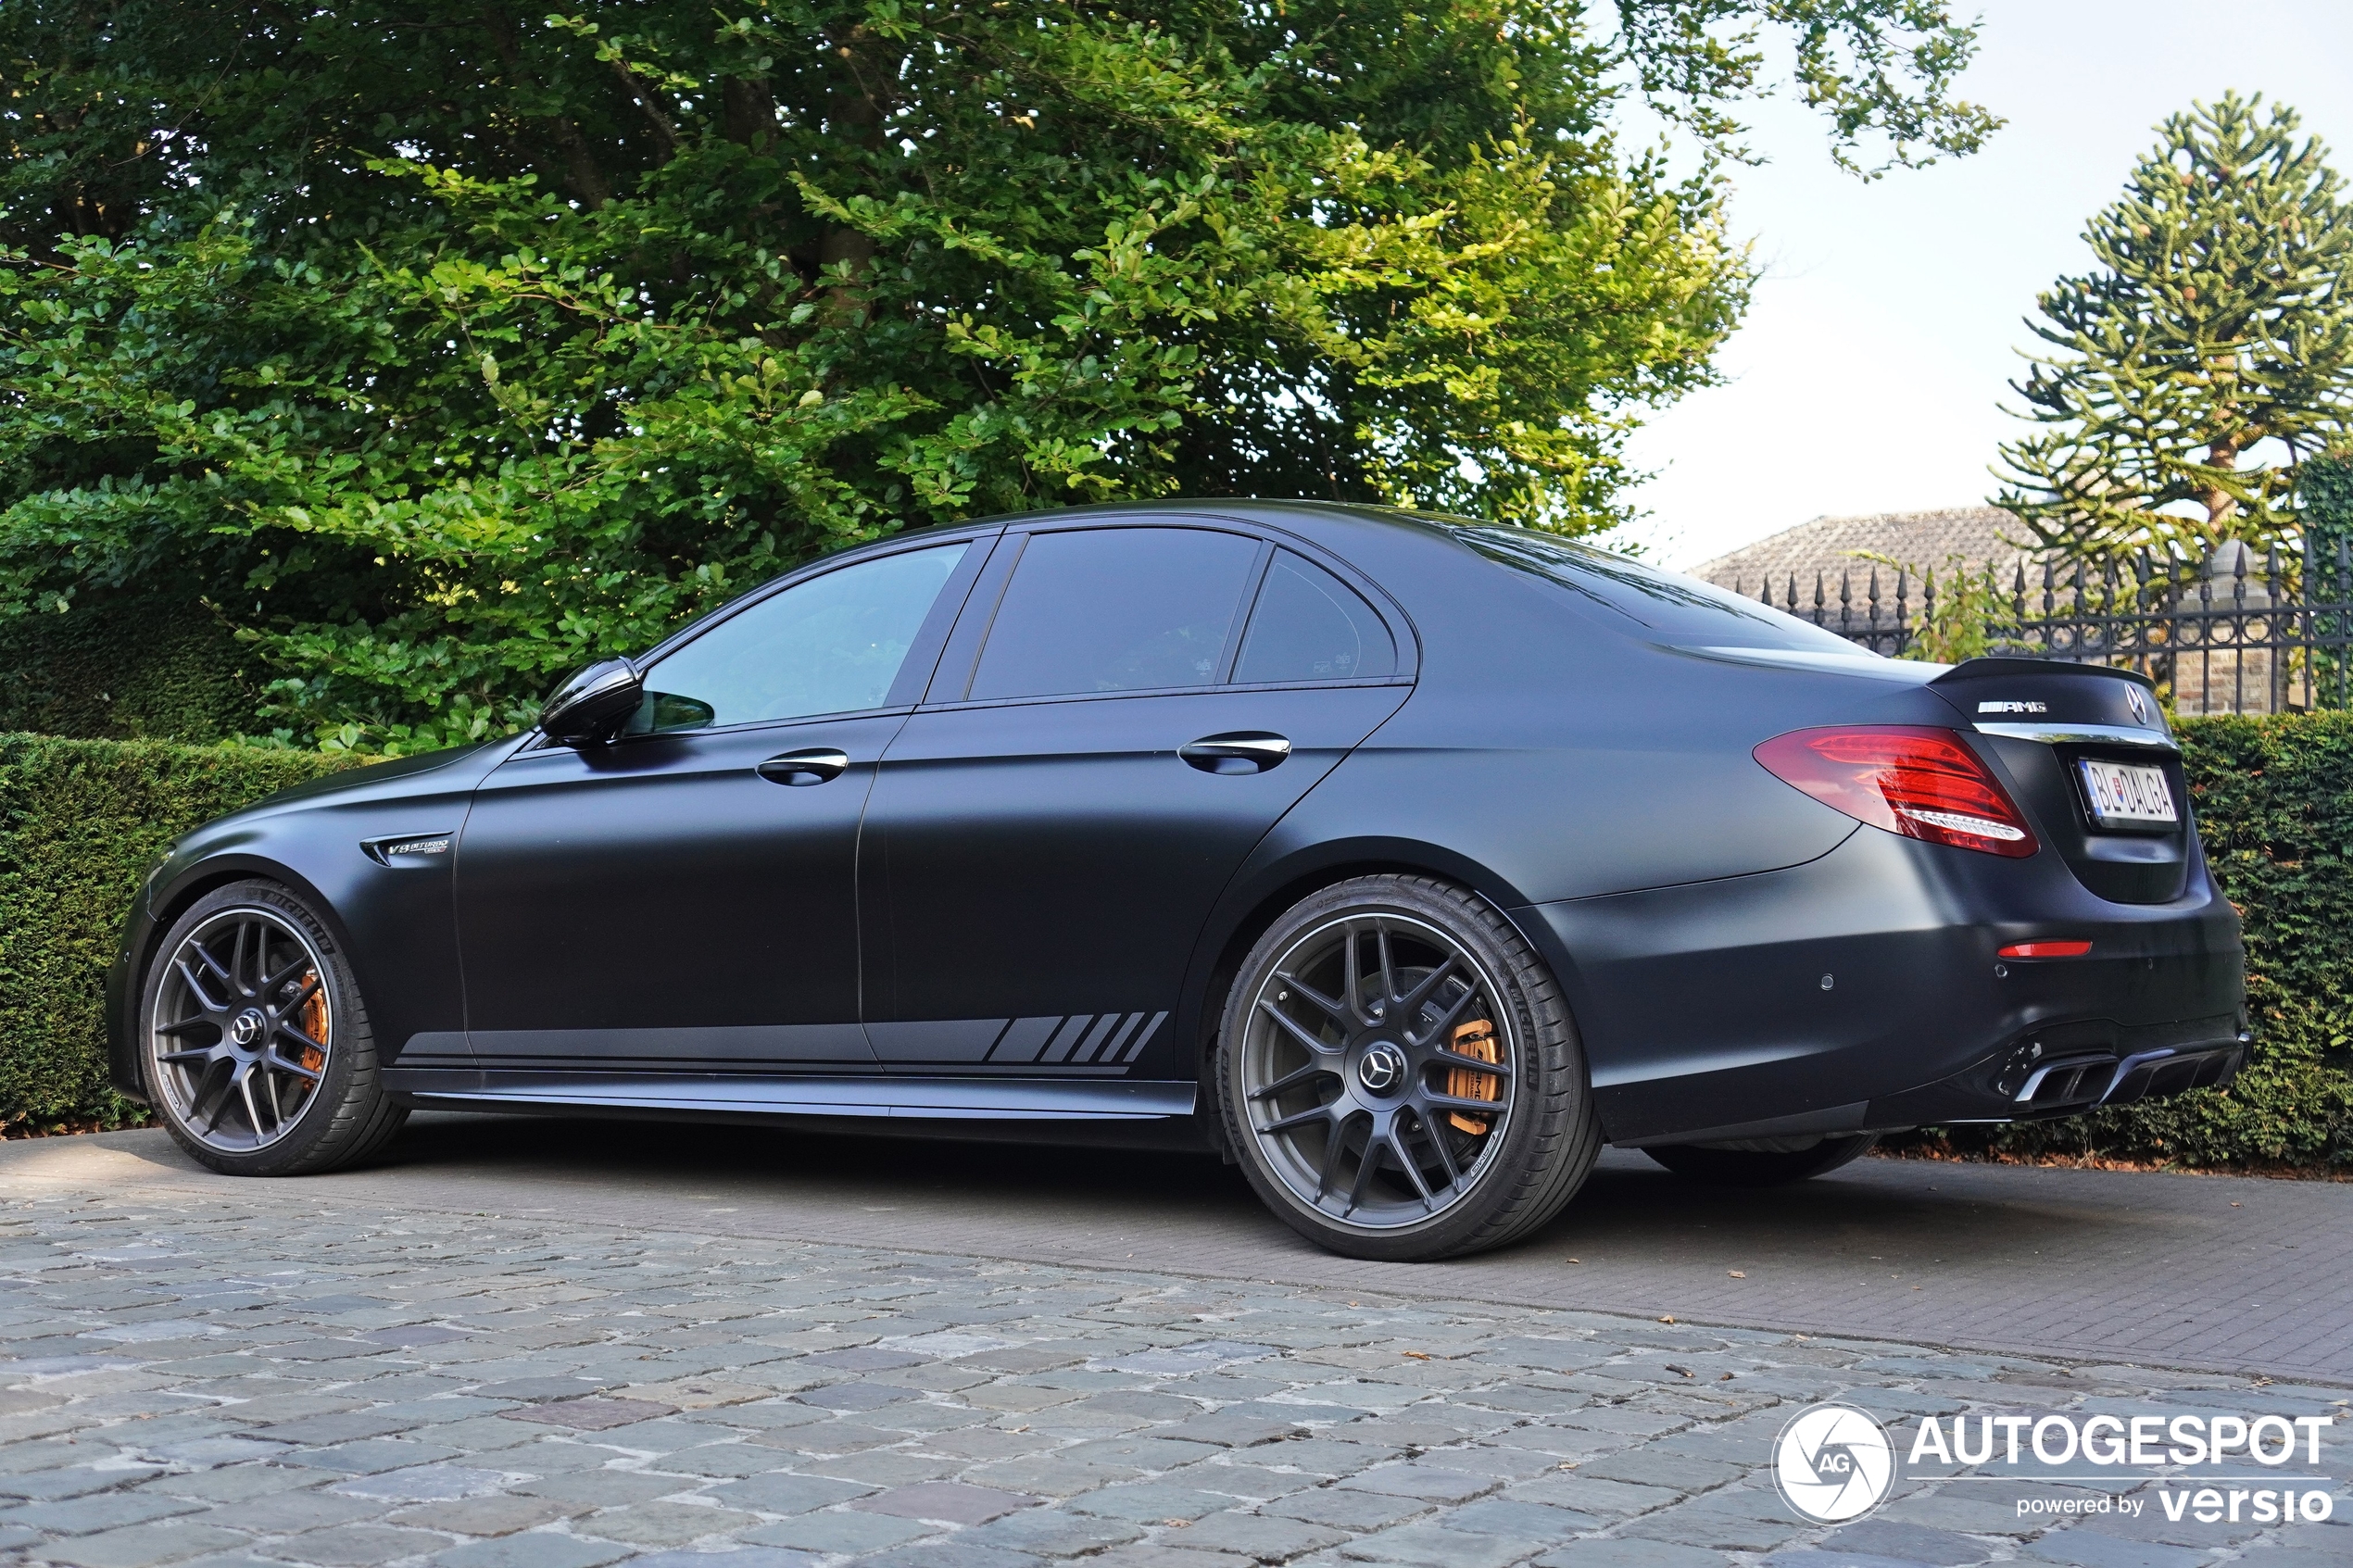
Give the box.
[2078,758,2177,828]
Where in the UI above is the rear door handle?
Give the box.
[1180,733,1291,775]
[757,748,850,786]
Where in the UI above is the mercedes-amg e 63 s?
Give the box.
[109,504,2248,1260]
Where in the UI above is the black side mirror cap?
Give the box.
[538,658,644,746]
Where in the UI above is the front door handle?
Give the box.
[757,748,850,786]
[1180,733,1292,775]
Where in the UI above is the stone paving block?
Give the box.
[512,1472,694,1508]
[853,1480,1040,1524]
[627,1551,822,1568]
[574,1499,762,1546]
[794,1382,917,1411]
[188,1486,383,1535]
[41,1520,253,1568]
[860,1540,1047,1568]
[1069,1482,1249,1524]
[287,1438,464,1475]
[1577,1450,1746,1493]
[1442,1496,1600,1540]
[1532,1536,1724,1568]
[142,1464,321,1504]
[330,1464,512,1503]
[744,1510,940,1554]
[1330,1519,1550,1566]
[507,1398,677,1432]
[1264,1486,1430,1532]
[0,1490,199,1535]
[956,1506,1147,1556]
[646,1442,789,1478]
[428,1532,635,1568]
[388,1495,590,1536]
[1618,1489,1812,1552]
[1171,1509,1349,1559]
[1337,1463,1495,1503]
[271,1524,451,1565]
[798,1449,966,1486]
[0,1465,139,1500]
[2022,1531,2211,1568]
[1818,1518,1996,1563]
[708,1471,878,1515]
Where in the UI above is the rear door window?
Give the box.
[1233,551,1396,684]
[967,527,1260,700]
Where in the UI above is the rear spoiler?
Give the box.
[1930,657,2158,692]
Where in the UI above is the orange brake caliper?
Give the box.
[1445,1019,1502,1134]
[296,973,329,1073]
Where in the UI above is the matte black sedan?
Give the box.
[109,503,2248,1259]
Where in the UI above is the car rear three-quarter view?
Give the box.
[106,503,2249,1261]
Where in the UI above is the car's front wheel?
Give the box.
[1216,874,1602,1261]
[140,879,408,1176]
[1643,1134,1880,1186]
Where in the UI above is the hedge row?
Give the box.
[3,717,2348,1165]
[0,734,359,1135]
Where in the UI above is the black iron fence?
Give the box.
[1732,539,2353,715]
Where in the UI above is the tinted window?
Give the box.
[634,544,967,732]
[1234,552,1396,684]
[1458,526,1864,654]
[968,528,1258,699]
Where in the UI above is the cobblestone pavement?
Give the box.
[4,1160,2348,1568]
[19,1116,2351,1386]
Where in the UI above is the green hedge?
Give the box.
[4,717,2349,1166]
[0,734,359,1135]
[0,597,258,744]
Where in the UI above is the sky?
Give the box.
[1618,0,2353,570]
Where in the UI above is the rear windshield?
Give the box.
[1455,526,1869,655]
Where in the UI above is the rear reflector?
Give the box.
[2000,940,2094,959]
[1754,726,2040,859]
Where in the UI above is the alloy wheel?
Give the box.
[148,907,333,1152]
[1238,912,1515,1229]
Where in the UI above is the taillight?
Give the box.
[1754,726,2039,859]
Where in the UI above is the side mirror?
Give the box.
[538,658,644,746]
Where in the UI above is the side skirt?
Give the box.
[380,1068,1197,1123]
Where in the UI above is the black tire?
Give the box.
[139,879,408,1176]
[1215,874,1602,1261]
[1644,1134,1880,1186]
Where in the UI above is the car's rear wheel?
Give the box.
[1643,1134,1879,1185]
[1216,875,1601,1261]
[140,879,407,1176]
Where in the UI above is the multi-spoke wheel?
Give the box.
[1217,875,1601,1261]
[140,880,407,1175]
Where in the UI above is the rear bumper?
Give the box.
[1515,824,2246,1146]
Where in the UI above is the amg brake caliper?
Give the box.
[1446,1019,1502,1133]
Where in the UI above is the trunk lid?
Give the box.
[1929,658,2190,904]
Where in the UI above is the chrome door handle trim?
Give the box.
[757,748,851,786]
[1179,733,1292,774]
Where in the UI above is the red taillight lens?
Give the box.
[2000,940,2093,959]
[1754,726,2040,859]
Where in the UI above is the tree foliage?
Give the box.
[1994,94,2353,566]
[2,1,1991,750]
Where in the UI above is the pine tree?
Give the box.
[1994,94,2353,564]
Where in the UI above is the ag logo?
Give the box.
[1773,1402,1895,1523]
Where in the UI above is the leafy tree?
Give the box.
[1,1,1995,750]
[1995,94,2353,566]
